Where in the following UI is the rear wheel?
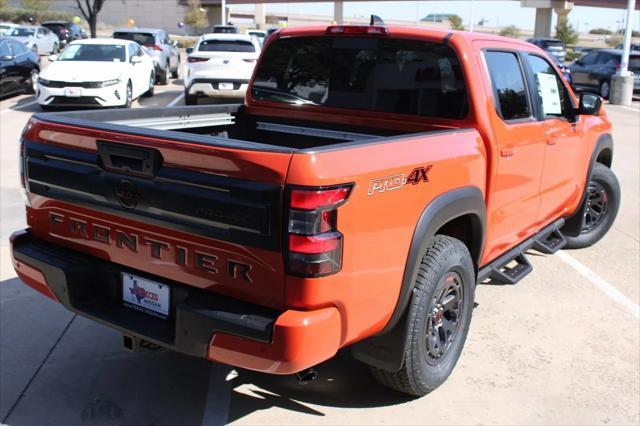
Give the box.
[158,63,170,85]
[369,235,475,396]
[171,59,179,79]
[599,80,610,100]
[564,163,620,249]
[184,89,197,105]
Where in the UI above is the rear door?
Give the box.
[22,117,294,309]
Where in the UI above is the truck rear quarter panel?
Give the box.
[285,130,487,346]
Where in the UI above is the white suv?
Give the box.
[183,33,260,105]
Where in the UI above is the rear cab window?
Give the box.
[198,39,255,52]
[251,36,469,119]
[113,32,155,47]
[484,51,531,121]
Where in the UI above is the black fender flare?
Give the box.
[351,186,486,372]
[562,133,613,237]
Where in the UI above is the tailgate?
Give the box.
[21,117,293,309]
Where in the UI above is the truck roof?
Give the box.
[275,25,535,48]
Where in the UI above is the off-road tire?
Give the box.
[564,163,620,249]
[369,235,475,396]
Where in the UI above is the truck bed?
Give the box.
[38,104,455,152]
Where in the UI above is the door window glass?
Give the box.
[485,51,531,120]
[527,54,568,118]
[580,52,598,65]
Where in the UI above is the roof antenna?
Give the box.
[370,15,385,26]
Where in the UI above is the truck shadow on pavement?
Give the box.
[226,350,414,422]
[0,277,413,425]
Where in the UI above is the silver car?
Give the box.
[113,28,179,84]
[6,26,59,55]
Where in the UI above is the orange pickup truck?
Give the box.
[10,22,620,396]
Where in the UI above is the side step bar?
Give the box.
[478,219,565,285]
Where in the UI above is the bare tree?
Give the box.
[75,0,106,38]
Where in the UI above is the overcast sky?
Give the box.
[234,1,640,32]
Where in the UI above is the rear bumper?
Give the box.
[186,78,249,99]
[10,230,341,374]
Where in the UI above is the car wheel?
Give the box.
[142,72,155,97]
[159,63,170,85]
[171,58,179,79]
[599,80,610,100]
[26,68,39,94]
[123,81,133,108]
[369,235,475,396]
[32,45,38,55]
[184,89,197,105]
[563,163,620,249]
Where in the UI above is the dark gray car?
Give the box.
[113,28,179,84]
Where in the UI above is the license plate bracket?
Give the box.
[219,82,234,90]
[64,87,82,97]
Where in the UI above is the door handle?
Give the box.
[500,148,514,158]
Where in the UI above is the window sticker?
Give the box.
[536,72,562,115]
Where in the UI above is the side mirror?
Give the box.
[131,55,142,64]
[185,47,193,54]
[578,92,602,116]
[0,55,14,61]
[48,54,58,62]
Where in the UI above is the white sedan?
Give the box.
[183,33,261,105]
[6,26,59,55]
[37,39,155,109]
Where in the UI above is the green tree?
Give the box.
[555,15,579,45]
[449,14,464,31]
[499,25,521,39]
[184,0,209,34]
[75,0,106,38]
[605,34,623,47]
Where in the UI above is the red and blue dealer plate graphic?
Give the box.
[122,273,170,318]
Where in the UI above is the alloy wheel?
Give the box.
[425,271,464,363]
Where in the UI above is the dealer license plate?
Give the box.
[122,273,170,318]
[219,82,234,90]
[64,87,82,97]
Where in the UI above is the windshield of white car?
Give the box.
[58,44,126,62]
[198,40,255,52]
[113,32,155,46]
[8,28,35,37]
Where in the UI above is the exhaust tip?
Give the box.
[295,368,318,385]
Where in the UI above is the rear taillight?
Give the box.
[19,121,32,207]
[145,44,163,51]
[187,56,209,63]
[286,185,352,278]
[326,25,388,36]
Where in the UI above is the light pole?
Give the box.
[221,0,226,25]
[610,0,636,105]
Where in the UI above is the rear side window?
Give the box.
[485,51,530,121]
[252,36,469,119]
[113,32,155,46]
[198,39,255,52]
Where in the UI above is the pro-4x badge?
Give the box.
[368,165,433,195]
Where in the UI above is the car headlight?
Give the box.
[99,78,121,87]
[37,77,51,87]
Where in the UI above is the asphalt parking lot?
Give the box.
[0,74,639,425]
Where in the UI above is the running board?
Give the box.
[532,226,567,254]
[478,219,565,285]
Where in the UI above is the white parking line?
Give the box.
[0,100,38,114]
[557,251,640,320]
[618,105,640,113]
[167,93,184,107]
